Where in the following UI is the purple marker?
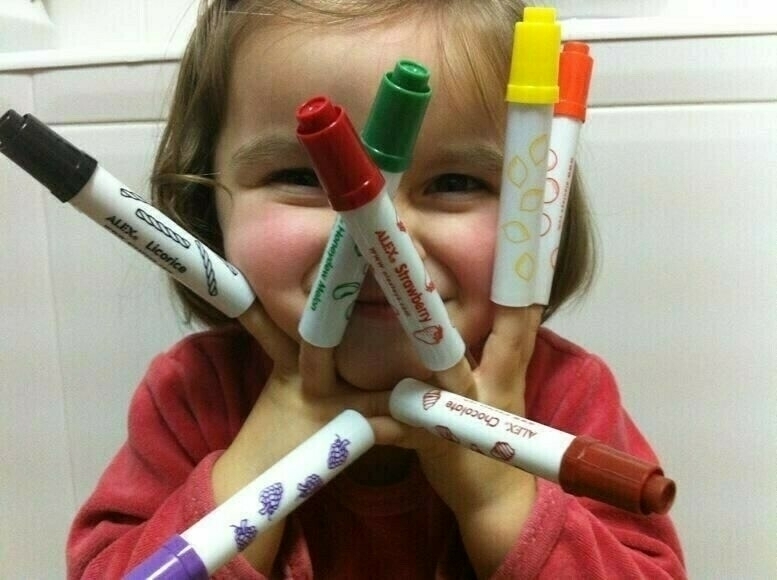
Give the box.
[296,96,465,372]
[125,410,374,579]
[0,110,256,319]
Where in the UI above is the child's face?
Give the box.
[214,14,503,390]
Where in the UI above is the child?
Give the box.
[67,0,686,578]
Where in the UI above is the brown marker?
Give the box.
[391,379,676,515]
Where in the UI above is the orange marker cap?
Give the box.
[555,42,594,122]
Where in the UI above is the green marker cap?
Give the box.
[362,59,431,173]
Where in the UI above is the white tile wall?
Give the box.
[548,101,777,575]
[0,24,776,580]
[34,62,179,123]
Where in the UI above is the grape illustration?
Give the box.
[258,482,284,520]
[328,434,351,469]
[231,519,257,552]
[297,474,325,499]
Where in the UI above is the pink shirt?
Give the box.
[67,326,685,579]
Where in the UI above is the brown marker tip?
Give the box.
[641,473,676,515]
[559,436,678,516]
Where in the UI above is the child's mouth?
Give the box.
[353,299,398,320]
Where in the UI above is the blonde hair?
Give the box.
[152,0,596,327]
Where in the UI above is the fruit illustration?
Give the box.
[395,206,407,232]
[424,270,436,292]
[297,474,325,499]
[502,220,531,244]
[530,134,549,166]
[546,147,558,171]
[541,213,552,236]
[520,188,544,212]
[508,155,528,187]
[413,325,443,345]
[435,425,460,443]
[258,482,284,520]
[490,441,516,462]
[514,253,536,281]
[422,389,441,410]
[332,282,361,300]
[328,434,351,469]
[545,176,560,203]
[231,519,257,551]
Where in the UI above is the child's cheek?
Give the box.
[225,205,326,298]
[446,211,497,294]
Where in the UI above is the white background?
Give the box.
[1,1,776,578]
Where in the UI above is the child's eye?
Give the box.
[269,168,321,188]
[426,173,489,195]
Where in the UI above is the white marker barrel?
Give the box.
[491,104,554,307]
[338,185,465,371]
[391,378,573,481]
[72,167,255,318]
[535,116,581,301]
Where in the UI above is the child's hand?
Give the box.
[211,300,390,573]
[375,304,544,578]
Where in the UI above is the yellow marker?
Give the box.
[491,7,561,306]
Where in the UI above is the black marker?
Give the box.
[0,110,255,318]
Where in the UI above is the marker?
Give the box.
[491,7,561,307]
[124,410,374,580]
[0,110,256,319]
[390,379,676,515]
[299,60,432,347]
[535,42,594,302]
[296,97,465,371]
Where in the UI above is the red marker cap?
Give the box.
[554,42,594,122]
[296,96,385,211]
[559,436,676,515]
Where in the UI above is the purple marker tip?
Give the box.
[124,535,207,580]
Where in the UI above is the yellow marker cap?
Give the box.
[506,7,561,104]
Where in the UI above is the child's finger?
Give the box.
[368,415,426,449]
[237,301,299,373]
[434,355,476,399]
[475,304,543,407]
[298,341,338,397]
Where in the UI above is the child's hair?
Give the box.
[152,0,596,327]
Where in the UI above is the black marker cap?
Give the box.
[0,109,97,202]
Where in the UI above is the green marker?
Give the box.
[299,60,432,347]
